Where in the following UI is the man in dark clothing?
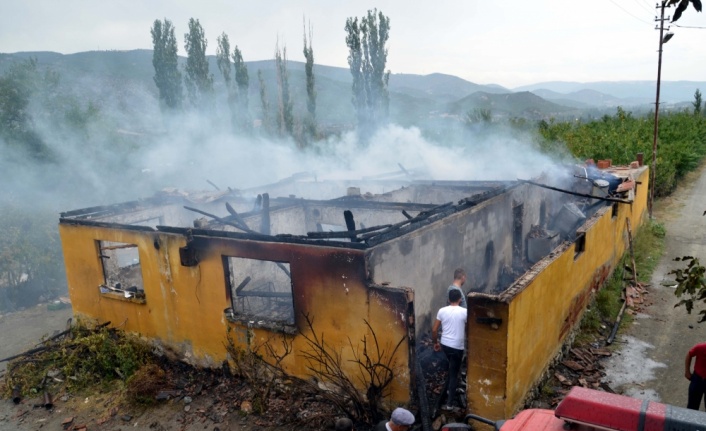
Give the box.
[373,407,415,431]
[447,268,467,308]
[432,288,467,410]
[686,342,706,410]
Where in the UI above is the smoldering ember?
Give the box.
[37,157,646,425]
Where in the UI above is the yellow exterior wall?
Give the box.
[59,225,412,403]
[467,298,510,419]
[467,167,649,419]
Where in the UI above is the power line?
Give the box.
[632,0,656,15]
[674,23,706,29]
[608,0,654,25]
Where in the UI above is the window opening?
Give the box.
[97,240,145,301]
[574,233,586,259]
[225,257,294,326]
[612,202,619,218]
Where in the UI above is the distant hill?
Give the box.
[9,49,691,126]
[388,72,510,102]
[447,91,576,120]
[0,50,516,125]
[514,80,706,105]
[530,89,621,108]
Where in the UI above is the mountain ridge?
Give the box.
[1,50,702,123]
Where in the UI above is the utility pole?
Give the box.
[649,1,670,218]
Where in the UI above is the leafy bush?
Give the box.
[4,321,153,398]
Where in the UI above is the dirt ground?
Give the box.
[602,161,706,407]
[0,306,279,431]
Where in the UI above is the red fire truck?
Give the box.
[443,386,706,431]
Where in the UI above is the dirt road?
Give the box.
[603,161,706,407]
[0,305,73,373]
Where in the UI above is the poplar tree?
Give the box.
[345,9,391,137]
[345,17,365,130]
[151,18,183,110]
[216,33,239,130]
[694,89,703,116]
[303,19,316,140]
[216,33,232,88]
[233,46,251,130]
[275,43,294,138]
[183,18,213,109]
[258,69,271,134]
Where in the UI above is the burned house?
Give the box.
[58,162,649,419]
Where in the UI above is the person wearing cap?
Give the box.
[373,407,415,431]
[335,417,354,431]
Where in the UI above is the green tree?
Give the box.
[233,46,251,131]
[0,59,54,160]
[275,43,294,138]
[258,69,271,134]
[216,32,237,129]
[150,19,183,110]
[345,9,391,138]
[183,18,213,109]
[303,19,317,141]
[0,205,65,312]
[345,17,365,130]
[216,32,232,88]
[671,255,706,322]
[694,89,703,116]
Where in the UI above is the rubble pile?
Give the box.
[536,281,651,408]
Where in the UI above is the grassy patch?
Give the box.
[578,219,665,340]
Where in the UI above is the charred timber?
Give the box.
[518,179,632,204]
[225,202,252,231]
[43,392,53,409]
[206,179,221,191]
[360,201,454,241]
[305,224,393,239]
[458,186,507,207]
[184,206,257,234]
[234,276,252,294]
[365,206,457,246]
[158,225,368,250]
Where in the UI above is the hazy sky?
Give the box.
[1,0,704,88]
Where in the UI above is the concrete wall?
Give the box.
[466,167,649,419]
[59,224,413,403]
[366,183,552,335]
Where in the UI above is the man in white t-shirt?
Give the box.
[432,288,467,410]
